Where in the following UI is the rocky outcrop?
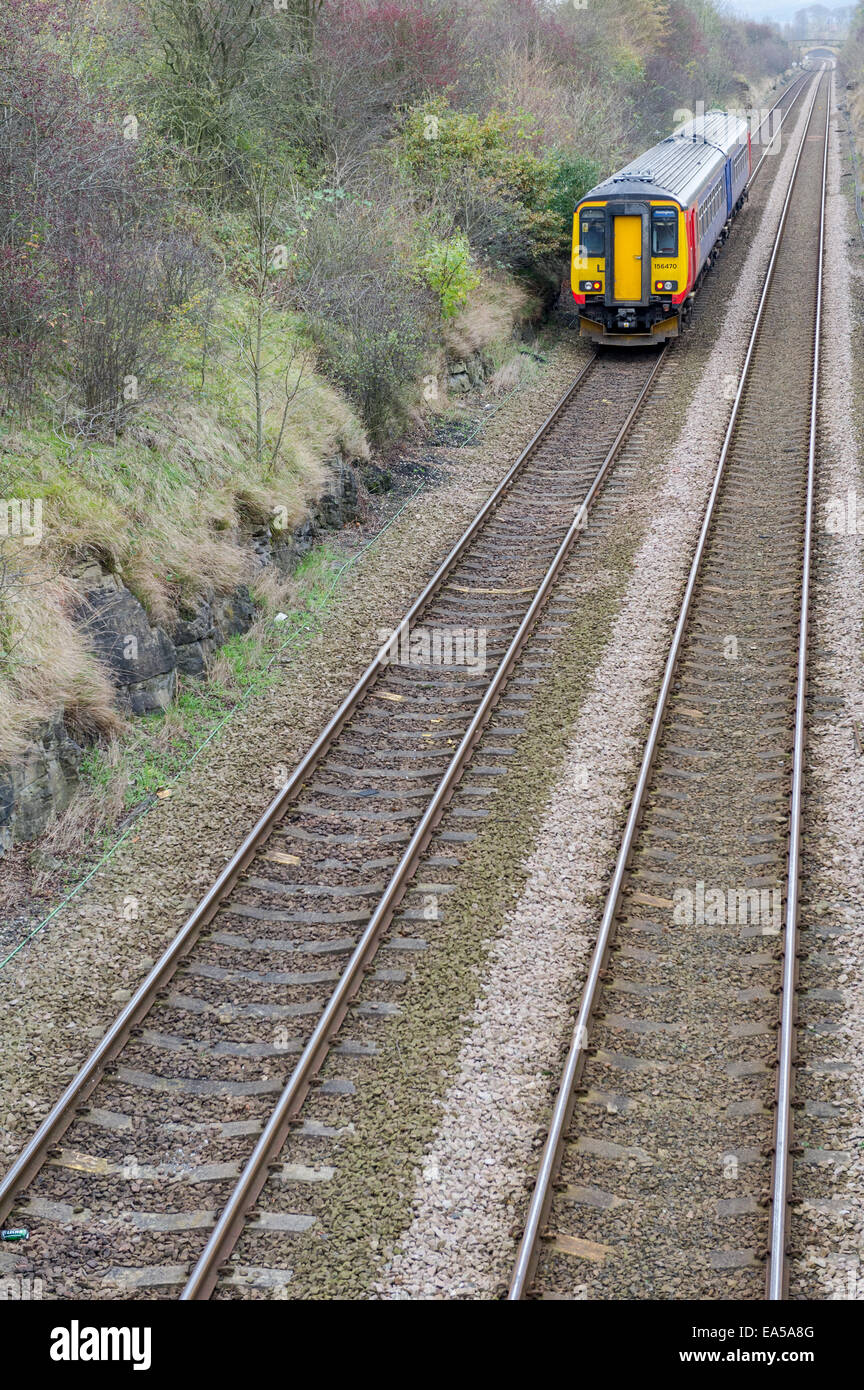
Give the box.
[171,588,256,678]
[0,454,363,852]
[0,713,84,853]
[70,456,361,702]
[75,568,178,716]
[447,350,492,395]
[249,455,361,573]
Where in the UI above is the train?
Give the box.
[571,111,752,345]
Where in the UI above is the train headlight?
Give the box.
[580,280,602,292]
[656,279,677,292]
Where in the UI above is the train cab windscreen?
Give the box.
[580,209,605,257]
[651,208,678,256]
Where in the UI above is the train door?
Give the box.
[724,159,733,216]
[613,215,643,301]
[686,207,697,289]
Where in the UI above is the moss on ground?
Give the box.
[263,241,761,1297]
[277,529,645,1299]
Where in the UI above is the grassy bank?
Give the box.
[0,0,794,845]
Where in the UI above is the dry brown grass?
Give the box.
[250,564,300,615]
[123,523,252,628]
[36,736,130,878]
[488,356,526,396]
[491,44,626,166]
[0,547,125,763]
[443,276,534,360]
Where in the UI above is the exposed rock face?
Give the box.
[316,456,359,530]
[250,455,362,573]
[171,595,213,677]
[75,571,178,716]
[0,455,363,853]
[172,587,256,677]
[0,712,84,853]
[447,350,492,395]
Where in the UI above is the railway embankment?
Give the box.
[4,74,833,1305]
[0,329,589,1186]
[0,287,539,863]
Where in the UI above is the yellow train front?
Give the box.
[572,112,751,345]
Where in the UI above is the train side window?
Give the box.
[651,208,678,256]
[580,210,605,257]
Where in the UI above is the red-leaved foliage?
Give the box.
[0,0,188,422]
[0,2,135,406]
[473,0,581,70]
[322,0,460,101]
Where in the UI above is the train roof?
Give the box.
[674,110,750,153]
[580,111,750,208]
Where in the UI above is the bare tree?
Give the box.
[289,183,434,440]
[145,1,269,98]
[226,165,309,476]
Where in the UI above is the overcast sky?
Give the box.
[728,1,851,19]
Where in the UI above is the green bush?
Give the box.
[400,101,600,275]
[290,196,435,443]
[546,155,603,245]
[414,232,481,319]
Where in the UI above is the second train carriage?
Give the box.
[572,112,751,345]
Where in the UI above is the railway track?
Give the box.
[509,69,830,1302]
[1,358,670,1300]
[0,72,815,1303]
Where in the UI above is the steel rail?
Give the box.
[748,72,811,189]
[0,66,811,1279]
[181,348,670,1300]
[508,70,825,1301]
[766,70,830,1304]
[0,356,600,1228]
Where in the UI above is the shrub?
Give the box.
[58,231,211,432]
[546,156,603,245]
[323,1,459,101]
[142,0,329,198]
[401,100,598,279]
[414,232,481,319]
[401,102,558,270]
[0,244,52,414]
[0,1,208,428]
[289,194,435,441]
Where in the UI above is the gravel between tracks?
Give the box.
[375,91,816,1301]
[0,340,590,1185]
[790,78,864,1301]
